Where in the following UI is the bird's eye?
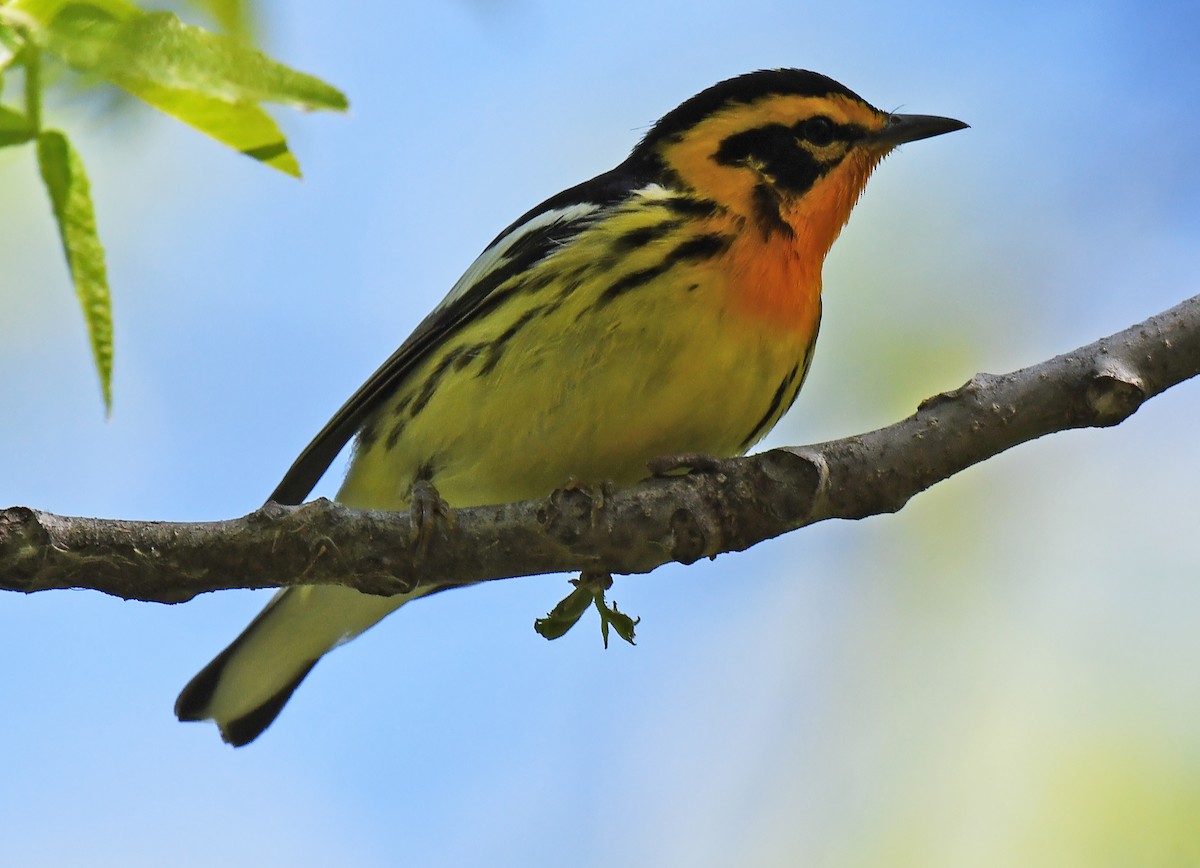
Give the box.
[801,116,835,146]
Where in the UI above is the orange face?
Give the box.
[654,91,893,330]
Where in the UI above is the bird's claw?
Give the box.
[409,479,453,556]
[647,452,728,477]
[552,476,616,526]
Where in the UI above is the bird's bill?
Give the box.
[874,113,969,147]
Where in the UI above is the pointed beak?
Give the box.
[873,113,969,148]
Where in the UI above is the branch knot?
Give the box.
[1087,360,1146,425]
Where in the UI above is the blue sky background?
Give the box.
[4,1,1200,864]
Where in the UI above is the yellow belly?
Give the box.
[339,209,820,511]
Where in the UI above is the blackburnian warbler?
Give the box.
[177,68,966,745]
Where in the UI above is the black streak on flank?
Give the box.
[408,347,465,420]
[611,219,682,253]
[478,305,546,377]
[672,233,733,262]
[384,418,404,451]
[357,416,382,451]
[536,286,572,320]
[522,268,560,295]
[597,233,732,307]
[551,264,593,303]
[361,391,412,451]
[383,394,416,450]
[661,196,720,218]
[454,342,488,371]
[741,362,801,451]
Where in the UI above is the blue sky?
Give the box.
[3,1,1200,865]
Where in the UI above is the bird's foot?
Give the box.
[647,451,730,477]
[552,476,616,526]
[409,479,454,556]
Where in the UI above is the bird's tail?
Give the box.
[175,584,425,746]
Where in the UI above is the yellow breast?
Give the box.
[338,194,822,512]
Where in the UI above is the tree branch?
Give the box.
[4,294,1199,604]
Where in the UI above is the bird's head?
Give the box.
[636,69,967,252]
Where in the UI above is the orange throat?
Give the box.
[786,146,886,267]
[723,148,886,333]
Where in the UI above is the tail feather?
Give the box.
[175,590,294,723]
[220,661,317,747]
[175,585,420,745]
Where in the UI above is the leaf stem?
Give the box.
[23,38,40,131]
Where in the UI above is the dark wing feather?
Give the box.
[267,165,643,505]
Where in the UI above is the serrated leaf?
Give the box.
[0,103,35,146]
[7,0,346,175]
[37,130,113,411]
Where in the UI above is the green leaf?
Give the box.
[0,20,23,70]
[37,130,113,411]
[595,597,640,648]
[535,573,640,647]
[183,0,255,43]
[39,6,348,110]
[0,103,35,146]
[534,585,596,641]
[6,0,347,175]
[111,77,301,176]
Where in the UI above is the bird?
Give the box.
[176,68,967,745]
